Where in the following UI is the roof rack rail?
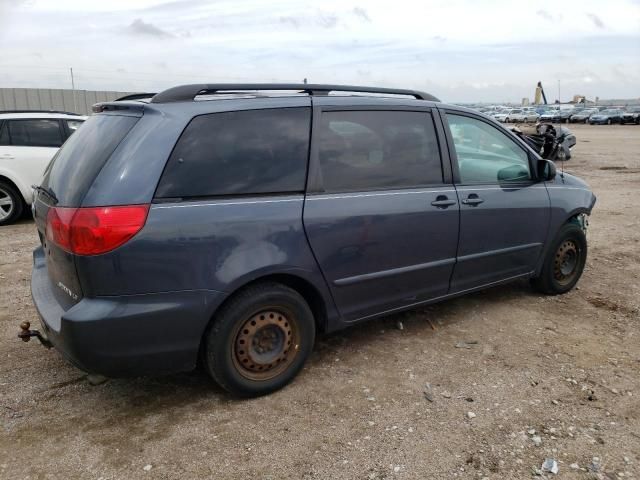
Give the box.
[151,83,440,103]
[115,93,157,102]
[0,109,83,116]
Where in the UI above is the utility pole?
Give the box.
[557,79,561,104]
[70,67,77,113]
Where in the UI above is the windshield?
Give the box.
[600,109,619,114]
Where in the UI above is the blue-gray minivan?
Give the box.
[22,84,596,396]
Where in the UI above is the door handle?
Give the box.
[461,194,484,206]
[431,195,457,208]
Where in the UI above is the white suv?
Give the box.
[0,111,85,225]
[509,108,540,123]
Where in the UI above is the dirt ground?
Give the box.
[1,124,639,480]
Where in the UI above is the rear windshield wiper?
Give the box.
[32,185,58,205]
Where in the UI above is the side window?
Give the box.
[317,111,442,192]
[446,114,530,184]
[66,120,84,132]
[7,119,64,147]
[0,122,9,145]
[156,108,310,198]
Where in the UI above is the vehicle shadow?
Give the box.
[25,278,540,452]
[83,278,536,407]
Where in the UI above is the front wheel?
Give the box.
[203,282,315,397]
[532,222,587,295]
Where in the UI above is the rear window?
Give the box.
[42,114,139,206]
[155,108,310,198]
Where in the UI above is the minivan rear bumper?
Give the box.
[30,247,225,377]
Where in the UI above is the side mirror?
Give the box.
[497,164,530,182]
[537,159,556,181]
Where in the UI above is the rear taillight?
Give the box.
[46,205,149,255]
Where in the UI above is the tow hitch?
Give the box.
[18,321,52,348]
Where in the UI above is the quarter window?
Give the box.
[317,111,442,192]
[66,120,84,132]
[156,108,311,198]
[7,119,64,147]
[446,114,530,184]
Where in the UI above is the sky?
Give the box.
[0,0,639,103]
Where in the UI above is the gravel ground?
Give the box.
[1,124,639,480]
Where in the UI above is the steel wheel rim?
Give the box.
[554,240,580,286]
[232,308,300,381]
[0,187,14,221]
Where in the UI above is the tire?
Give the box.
[0,181,24,226]
[584,119,589,124]
[532,222,587,295]
[607,119,612,125]
[203,282,315,397]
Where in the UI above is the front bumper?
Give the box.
[30,247,226,377]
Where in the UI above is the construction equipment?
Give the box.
[534,81,548,105]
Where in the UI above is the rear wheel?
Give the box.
[0,181,24,226]
[532,222,587,295]
[203,282,315,397]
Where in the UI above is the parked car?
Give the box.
[539,110,561,122]
[570,108,598,123]
[539,108,577,124]
[493,109,514,122]
[621,106,640,125]
[558,109,575,123]
[589,109,624,125]
[509,109,540,123]
[22,84,596,397]
[0,111,85,225]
